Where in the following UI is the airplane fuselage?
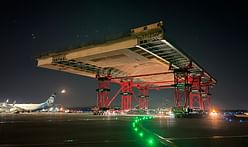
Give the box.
[11,103,47,112]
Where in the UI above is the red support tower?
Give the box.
[120,80,133,110]
[96,74,111,108]
[174,69,190,108]
[138,87,149,109]
[189,76,203,110]
[201,82,211,111]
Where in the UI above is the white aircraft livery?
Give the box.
[9,93,56,113]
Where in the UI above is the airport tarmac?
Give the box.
[0,113,142,147]
[0,113,248,147]
[142,116,248,147]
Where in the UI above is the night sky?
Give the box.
[0,0,247,109]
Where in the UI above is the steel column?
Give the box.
[138,87,149,109]
[201,84,211,111]
[120,80,133,110]
[174,70,190,108]
[96,74,111,108]
[189,76,203,110]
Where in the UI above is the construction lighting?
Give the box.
[210,109,217,116]
[209,109,219,120]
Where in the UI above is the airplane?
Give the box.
[7,93,56,113]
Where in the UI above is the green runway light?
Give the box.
[148,138,154,145]
[131,116,156,146]
[139,132,144,137]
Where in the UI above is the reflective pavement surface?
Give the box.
[1,113,248,147]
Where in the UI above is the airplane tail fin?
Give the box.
[2,99,9,107]
[46,93,56,106]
